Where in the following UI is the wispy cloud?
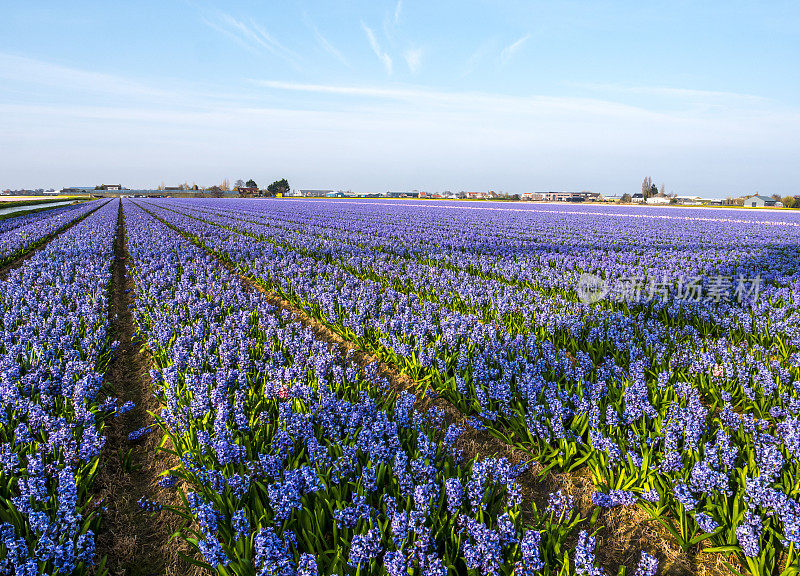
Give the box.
[500,33,531,63]
[394,0,403,24]
[462,38,496,77]
[202,11,301,68]
[570,82,771,104]
[404,47,423,74]
[0,52,176,100]
[304,15,351,68]
[253,79,668,120]
[361,22,393,74]
[252,80,800,134]
[0,51,263,112]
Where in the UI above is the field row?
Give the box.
[1,200,116,574]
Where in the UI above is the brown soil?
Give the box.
[135,201,734,576]
[93,200,205,576]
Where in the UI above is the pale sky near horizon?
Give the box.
[1,1,798,197]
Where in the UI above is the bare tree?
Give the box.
[642,176,652,198]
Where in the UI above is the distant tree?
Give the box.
[650,184,658,198]
[246,179,257,189]
[221,178,230,192]
[621,193,632,203]
[641,177,652,198]
[781,196,795,208]
[772,194,782,203]
[267,179,290,196]
[659,183,666,197]
[192,184,199,191]
[234,179,245,189]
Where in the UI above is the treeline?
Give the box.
[233,178,290,197]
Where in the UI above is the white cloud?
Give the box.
[0,52,173,99]
[361,22,393,74]
[462,38,496,77]
[304,16,351,68]
[570,82,771,104]
[500,33,531,63]
[254,79,663,119]
[203,11,301,68]
[404,48,423,74]
[394,0,403,24]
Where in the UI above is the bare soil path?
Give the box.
[93,199,201,576]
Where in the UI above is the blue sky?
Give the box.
[1,1,798,196]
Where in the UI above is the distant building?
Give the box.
[62,187,96,194]
[746,195,780,207]
[387,191,420,198]
[537,191,599,202]
[99,184,122,190]
[461,191,490,200]
[565,192,601,202]
[300,189,334,197]
[325,191,345,198]
[237,186,259,197]
[646,196,670,204]
[674,195,703,205]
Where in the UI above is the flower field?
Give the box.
[0,200,105,266]
[2,197,799,575]
[0,199,116,574]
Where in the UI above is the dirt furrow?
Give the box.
[93,199,202,576]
